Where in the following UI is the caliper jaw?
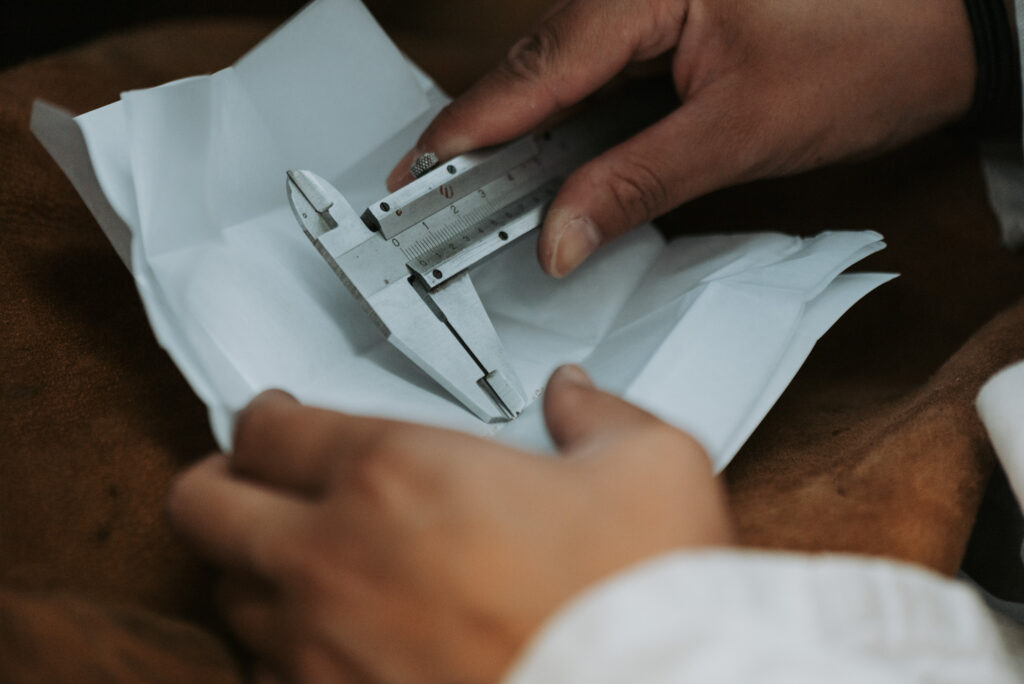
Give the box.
[411,271,527,419]
[286,170,527,423]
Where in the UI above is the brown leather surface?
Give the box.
[1,13,1023,681]
[662,136,1024,573]
[0,20,277,682]
[0,587,241,682]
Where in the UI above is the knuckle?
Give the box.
[165,472,196,521]
[641,0,687,55]
[349,435,418,498]
[232,403,274,456]
[643,423,709,473]
[267,526,329,589]
[282,549,329,600]
[546,378,590,420]
[631,417,674,445]
[647,419,696,449]
[244,528,289,581]
[344,430,453,513]
[614,417,696,461]
[165,456,221,522]
[599,156,671,227]
[500,24,562,89]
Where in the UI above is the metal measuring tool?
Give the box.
[286,86,669,422]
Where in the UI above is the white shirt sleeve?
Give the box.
[503,551,1021,683]
[500,366,1024,682]
[503,12,1024,681]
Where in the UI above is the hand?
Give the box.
[167,366,733,683]
[388,0,975,277]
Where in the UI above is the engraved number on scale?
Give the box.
[399,168,559,271]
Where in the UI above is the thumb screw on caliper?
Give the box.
[409,152,440,179]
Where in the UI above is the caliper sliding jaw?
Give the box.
[286,82,672,423]
[286,169,527,423]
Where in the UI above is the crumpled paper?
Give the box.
[32,0,894,471]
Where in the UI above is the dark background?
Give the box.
[0,0,522,83]
[0,0,306,69]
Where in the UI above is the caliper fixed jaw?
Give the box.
[286,169,527,423]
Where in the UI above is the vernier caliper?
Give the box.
[286,90,665,423]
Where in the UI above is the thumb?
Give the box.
[543,364,669,453]
[538,95,753,277]
[544,366,731,547]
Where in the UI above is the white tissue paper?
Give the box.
[32,0,894,471]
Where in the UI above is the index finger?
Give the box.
[386,0,685,189]
[167,454,310,578]
[232,390,397,496]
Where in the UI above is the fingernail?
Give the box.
[233,389,298,447]
[552,364,594,389]
[252,388,298,407]
[549,216,601,277]
[237,389,297,422]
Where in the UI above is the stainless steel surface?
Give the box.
[426,271,527,418]
[288,169,523,422]
[363,136,539,240]
[286,85,670,422]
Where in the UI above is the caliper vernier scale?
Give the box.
[286,96,661,423]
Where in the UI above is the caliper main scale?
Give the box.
[286,88,667,422]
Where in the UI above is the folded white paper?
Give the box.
[32,0,895,472]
